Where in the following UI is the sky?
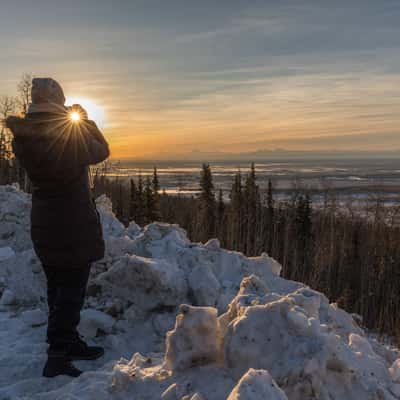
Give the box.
[1,0,400,160]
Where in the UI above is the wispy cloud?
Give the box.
[1,1,400,158]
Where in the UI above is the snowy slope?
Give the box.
[1,184,400,400]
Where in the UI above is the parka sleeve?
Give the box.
[76,120,110,166]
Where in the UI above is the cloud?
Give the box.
[2,1,400,158]
[242,131,400,149]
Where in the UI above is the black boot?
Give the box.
[43,352,82,378]
[67,337,104,361]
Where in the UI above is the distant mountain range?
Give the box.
[113,148,400,163]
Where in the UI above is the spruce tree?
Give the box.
[217,189,225,241]
[229,170,243,250]
[112,176,124,222]
[244,163,259,255]
[129,178,138,222]
[217,189,225,222]
[293,193,313,281]
[117,181,124,222]
[198,163,216,241]
[136,172,145,226]
[152,166,161,220]
[267,179,274,215]
[266,179,275,254]
[144,176,155,224]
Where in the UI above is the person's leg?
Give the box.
[42,263,97,378]
[42,265,57,343]
[75,263,91,332]
[43,267,57,313]
[45,264,91,348]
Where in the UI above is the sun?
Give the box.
[70,111,81,122]
[65,97,106,128]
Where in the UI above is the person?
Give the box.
[6,78,110,378]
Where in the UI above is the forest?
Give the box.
[88,162,400,340]
[2,75,400,341]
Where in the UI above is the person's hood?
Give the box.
[27,78,66,115]
[7,78,70,138]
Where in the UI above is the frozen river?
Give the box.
[98,158,400,203]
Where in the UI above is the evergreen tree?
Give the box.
[152,166,161,220]
[129,178,138,222]
[116,180,124,222]
[136,172,145,226]
[217,189,225,241]
[229,170,243,250]
[266,179,275,254]
[244,163,259,255]
[112,176,124,222]
[293,193,313,281]
[217,189,225,222]
[144,176,155,224]
[267,179,274,215]
[198,163,216,241]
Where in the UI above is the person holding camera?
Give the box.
[6,78,109,378]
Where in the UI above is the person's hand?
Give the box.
[70,104,88,120]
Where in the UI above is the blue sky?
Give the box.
[1,0,400,158]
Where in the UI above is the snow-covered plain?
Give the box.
[1,184,400,400]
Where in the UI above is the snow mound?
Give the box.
[0,248,46,306]
[0,184,400,400]
[93,254,188,317]
[227,369,288,400]
[79,308,116,338]
[0,184,32,252]
[165,304,222,371]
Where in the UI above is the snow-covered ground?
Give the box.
[1,184,400,400]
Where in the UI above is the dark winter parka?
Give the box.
[6,112,110,267]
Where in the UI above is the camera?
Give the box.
[67,104,88,121]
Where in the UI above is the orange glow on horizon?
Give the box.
[65,72,400,159]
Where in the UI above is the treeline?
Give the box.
[2,75,400,339]
[92,165,161,226]
[95,163,400,340]
[0,74,33,189]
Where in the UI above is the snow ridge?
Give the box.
[0,184,400,400]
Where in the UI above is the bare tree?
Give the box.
[17,73,33,115]
[14,74,34,190]
[0,96,17,183]
[0,96,17,159]
[0,95,16,119]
